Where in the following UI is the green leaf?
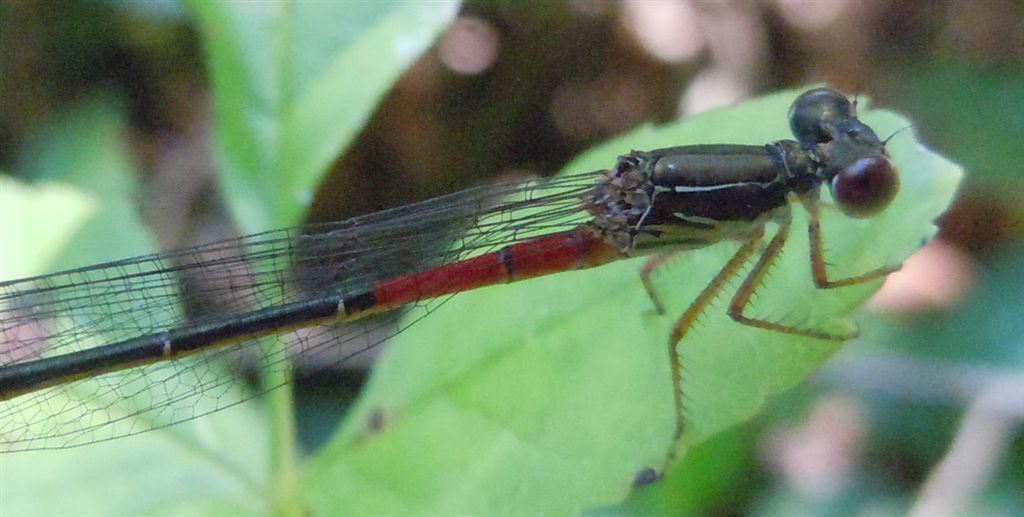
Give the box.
[302,88,963,514]
[190,0,459,231]
[16,99,157,269]
[0,417,268,516]
[0,177,96,279]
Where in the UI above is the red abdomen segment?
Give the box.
[367,230,624,312]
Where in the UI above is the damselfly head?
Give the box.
[789,88,900,218]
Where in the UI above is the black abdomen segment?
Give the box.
[0,297,343,400]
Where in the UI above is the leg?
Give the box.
[728,212,851,341]
[661,230,764,472]
[640,252,682,315]
[802,197,900,288]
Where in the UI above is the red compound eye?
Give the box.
[830,156,899,218]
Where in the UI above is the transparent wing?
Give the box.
[0,171,603,451]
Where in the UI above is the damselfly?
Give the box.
[0,88,900,467]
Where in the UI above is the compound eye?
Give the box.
[830,156,899,218]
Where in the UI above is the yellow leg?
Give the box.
[640,252,682,315]
[658,200,900,473]
[803,197,899,288]
[660,229,764,472]
[727,212,851,340]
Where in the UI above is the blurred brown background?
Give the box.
[3,0,1021,253]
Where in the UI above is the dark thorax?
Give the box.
[582,140,819,256]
